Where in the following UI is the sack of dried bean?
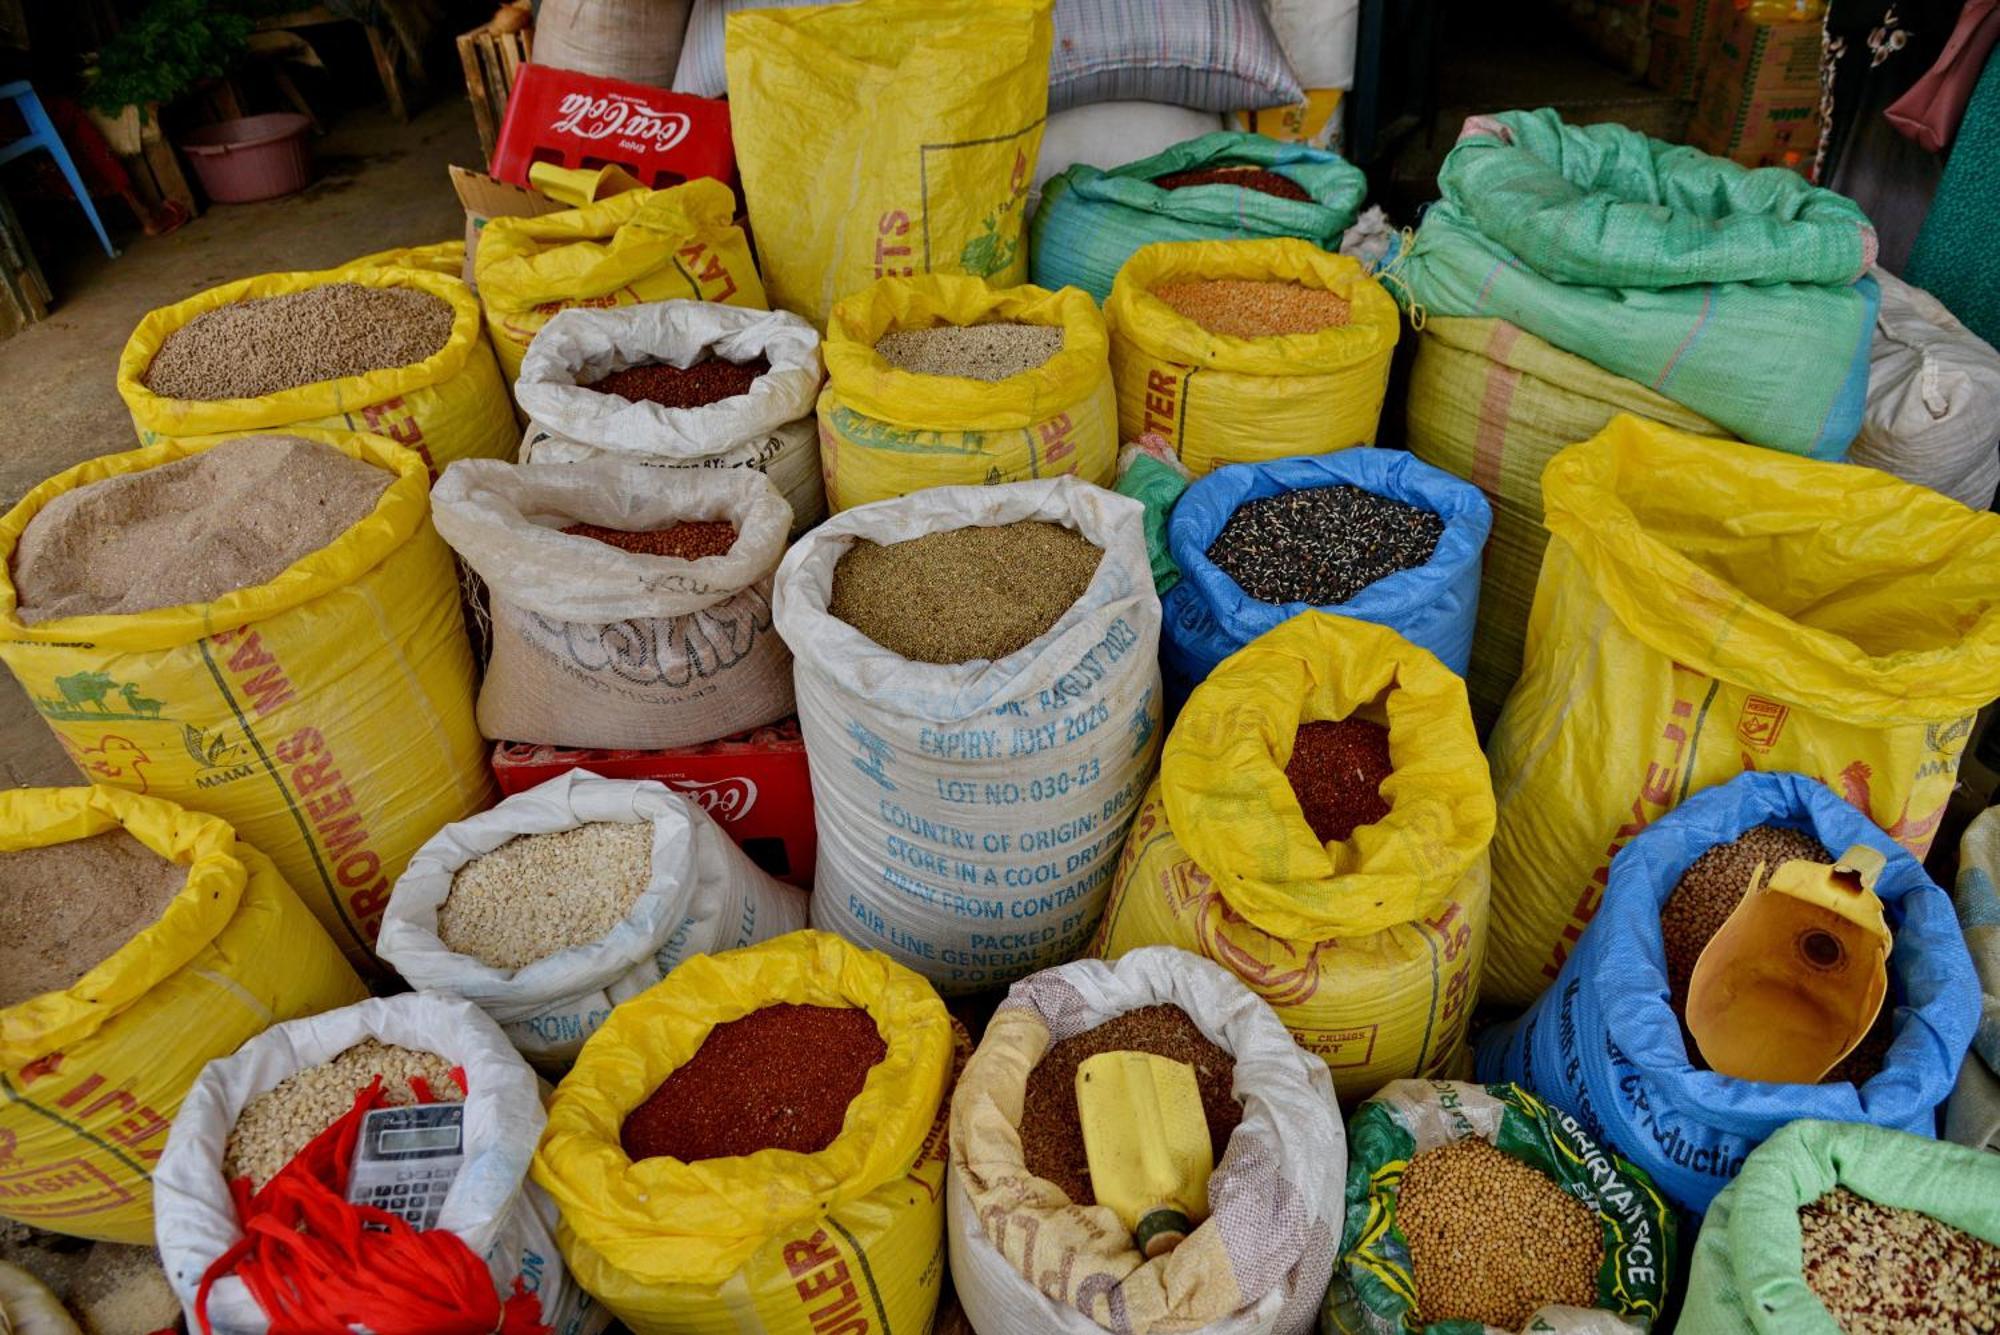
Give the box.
[1163,448,1490,694]
[1477,770,1979,1215]
[0,785,365,1244]
[377,769,806,1070]
[515,303,826,535]
[1097,611,1492,1104]
[116,265,515,478]
[474,181,765,382]
[0,428,495,972]
[1107,239,1399,478]
[532,930,956,1334]
[431,458,795,750]
[1946,805,2000,1152]
[1483,416,2000,1008]
[1031,130,1368,303]
[949,946,1345,1335]
[817,274,1117,513]
[772,476,1163,994]
[153,993,603,1335]
[1325,1080,1676,1335]
[1678,1119,2000,1335]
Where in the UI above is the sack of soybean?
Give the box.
[949,946,1345,1335]
[1476,770,1980,1215]
[1324,1080,1676,1335]
[1163,448,1490,694]
[772,476,1163,995]
[376,769,807,1071]
[430,458,795,751]
[514,303,827,536]
[817,273,1117,513]
[153,992,606,1335]
[1031,130,1369,303]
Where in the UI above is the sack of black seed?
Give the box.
[1162,449,1490,697]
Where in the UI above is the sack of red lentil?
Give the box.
[1476,770,1979,1215]
[949,946,1345,1335]
[532,929,957,1334]
[1325,1080,1676,1335]
[152,992,605,1335]
[514,303,827,536]
[772,476,1163,995]
[1163,448,1491,693]
[430,458,795,751]
[1677,1119,2000,1335]
[377,769,807,1070]
[817,273,1118,513]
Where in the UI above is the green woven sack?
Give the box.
[1030,131,1367,303]
[1112,445,1192,594]
[1679,1120,2000,1334]
[1395,109,1878,459]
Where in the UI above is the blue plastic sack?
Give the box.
[1475,770,1980,1215]
[1160,448,1491,692]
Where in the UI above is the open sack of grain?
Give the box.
[514,302,827,534]
[431,457,795,751]
[377,769,806,1070]
[948,947,1345,1335]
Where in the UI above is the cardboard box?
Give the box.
[1235,89,1345,152]
[1688,4,1822,170]
[1648,0,1722,96]
[1583,0,1653,77]
[1688,88,1821,169]
[446,164,576,291]
[1707,7,1822,97]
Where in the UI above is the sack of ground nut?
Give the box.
[377,769,806,1069]
[1325,1080,1676,1335]
[515,303,826,536]
[432,458,795,751]
[949,946,1344,1335]
[153,993,606,1335]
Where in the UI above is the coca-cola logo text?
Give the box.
[551,93,692,152]
[666,776,757,822]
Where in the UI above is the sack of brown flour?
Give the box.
[431,457,795,750]
[376,769,807,1069]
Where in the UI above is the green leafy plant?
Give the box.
[86,0,255,118]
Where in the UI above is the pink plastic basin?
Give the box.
[179,114,314,204]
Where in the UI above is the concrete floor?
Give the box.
[0,100,480,789]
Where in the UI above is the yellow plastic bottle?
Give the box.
[1076,1051,1214,1257]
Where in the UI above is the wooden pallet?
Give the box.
[0,187,52,341]
[457,24,533,171]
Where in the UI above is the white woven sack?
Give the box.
[376,770,807,1069]
[432,458,795,750]
[1262,0,1360,89]
[773,476,1163,996]
[515,302,826,533]
[948,948,1345,1335]
[1850,267,2000,511]
[153,993,607,1335]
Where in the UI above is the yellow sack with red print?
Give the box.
[817,274,1116,512]
[0,785,365,1244]
[533,931,956,1335]
[1485,416,2000,1007]
[474,179,766,381]
[346,239,467,277]
[0,429,495,971]
[1094,612,1494,1105]
[117,266,515,478]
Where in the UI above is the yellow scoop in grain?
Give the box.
[1076,1051,1213,1258]
[1685,844,1892,1085]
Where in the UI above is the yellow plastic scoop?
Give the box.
[1076,1051,1213,1258]
[1685,844,1893,1085]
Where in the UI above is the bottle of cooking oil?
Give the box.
[1076,1051,1214,1257]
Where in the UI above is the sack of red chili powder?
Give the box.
[1096,611,1494,1106]
[532,930,956,1335]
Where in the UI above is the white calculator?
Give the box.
[344,1103,465,1231]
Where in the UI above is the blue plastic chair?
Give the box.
[0,81,118,258]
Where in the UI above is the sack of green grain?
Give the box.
[1948,804,2000,1152]
[514,303,827,536]
[376,770,806,1070]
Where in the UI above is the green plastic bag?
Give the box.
[1325,1080,1676,1335]
[1679,1119,2000,1335]
[1112,440,1192,594]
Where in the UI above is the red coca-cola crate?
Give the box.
[491,719,813,888]
[490,63,735,192]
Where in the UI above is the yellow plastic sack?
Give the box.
[1486,416,2000,1007]
[474,180,766,381]
[725,0,1054,330]
[0,785,366,1243]
[117,266,515,479]
[0,429,496,971]
[817,274,1117,512]
[1094,613,1494,1104]
[347,239,467,276]
[533,930,955,1335]
[1106,239,1400,478]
